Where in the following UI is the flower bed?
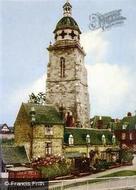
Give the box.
[31,155,72,179]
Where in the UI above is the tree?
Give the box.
[28,92,46,105]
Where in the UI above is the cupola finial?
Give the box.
[63,0,72,17]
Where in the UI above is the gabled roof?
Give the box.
[64,128,114,145]
[18,103,64,125]
[1,146,29,165]
[90,116,112,128]
[0,124,13,134]
[0,123,9,130]
[116,116,136,130]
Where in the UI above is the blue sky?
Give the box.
[1,0,136,126]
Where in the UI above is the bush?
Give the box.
[120,147,134,164]
[1,139,14,145]
[95,160,109,171]
[39,164,59,178]
[39,162,71,179]
[33,156,72,179]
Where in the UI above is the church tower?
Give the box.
[46,1,90,128]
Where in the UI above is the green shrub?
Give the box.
[95,160,109,171]
[1,139,14,145]
[120,148,134,163]
[39,162,71,179]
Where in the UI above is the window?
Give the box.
[122,133,126,140]
[112,134,116,145]
[45,125,53,135]
[122,124,127,130]
[86,134,91,144]
[45,142,52,155]
[130,133,133,140]
[60,57,65,78]
[68,134,74,146]
[102,134,106,145]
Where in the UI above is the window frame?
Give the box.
[45,125,53,136]
[130,132,133,140]
[60,57,65,78]
[122,133,126,140]
[45,142,52,155]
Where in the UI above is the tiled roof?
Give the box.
[22,103,64,125]
[0,124,13,134]
[116,116,136,130]
[64,128,114,145]
[1,146,30,165]
[91,116,112,128]
[0,124,3,128]
[0,124,8,130]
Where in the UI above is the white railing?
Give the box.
[49,176,136,190]
[0,175,136,190]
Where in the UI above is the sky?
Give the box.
[1,0,136,126]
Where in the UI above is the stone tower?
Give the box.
[46,1,90,128]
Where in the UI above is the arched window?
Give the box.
[68,134,74,146]
[112,134,116,145]
[102,134,106,145]
[60,57,65,78]
[86,134,91,144]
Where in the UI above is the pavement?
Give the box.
[75,154,136,180]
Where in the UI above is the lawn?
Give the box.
[49,170,136,190]
[100,170,136,178]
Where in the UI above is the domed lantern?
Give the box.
[63,1,72,17]
[53,1,81,41]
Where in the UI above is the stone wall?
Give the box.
[64,145,118,156]
[14,105,30,144]
[15,106,64,159]
[46,42,90,127]
[1,134,14,140]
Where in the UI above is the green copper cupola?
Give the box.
[54,1,81,42]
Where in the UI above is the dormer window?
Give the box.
[45,125,53,135]
[60,57,65,78]
[122,124,127,130]
[102,134,106,145]
[68,134,74,146]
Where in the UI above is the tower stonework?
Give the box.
[46,1,90,128]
